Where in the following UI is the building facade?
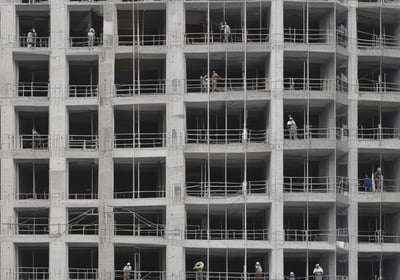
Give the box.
[0,0,400,279]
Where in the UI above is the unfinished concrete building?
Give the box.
[0,0,400,279]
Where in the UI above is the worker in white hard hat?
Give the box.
[374,167,383,192]
[255,261,263,279]
[123,262,132,280]
[313,264,324,280]
[193,260,204,280]
[289,271,295,280]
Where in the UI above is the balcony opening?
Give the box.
[358,151,400,192]
[17,160,49,199]
[186,204,269,241]
[114,246,165,279]
[69,9,103,47]
[284,204,333,242]
[68,160,98,199]
[358,57,400,93]
[284,3,334,44]
[185,101,269,144]
[336,253,348,279]
[358,204,400,243]
[336,103,348,141]
[68,110,98,149]
[185,249,269,279]
[69,246,98,279]
[284,101,335,139]
[284,251,334,280]
[17,10,50,47]
[358,253,400,280]
[114,57,166,96]
[16,208,49,235]
[114,105,165,148]
[284,53,335,91]
[18,110,49,149]
[16,60,49,97]
[186,53,269,93]
[114,158,165,199]
[336,56,348,92]
[283,153,333,193]
[185,154,269,197]
[18,246,49,280]
[336,207,348,243]
[68,59,99,97]
[357,9,399,48]
[185,2,269,44]
[114,207,165,237]
[336,6,348,47]
[68,208,98,235]
[117,8,166,46]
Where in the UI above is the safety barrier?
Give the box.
[186,77,269,93]
[68,224,99,235]
[114,133,166,148]
[284,78,334,91]
[69,36,103,48]
[18,36,49,48]
[284,28,333,44]
[185,226,268,240]
[16,82,49,97]
[68,135,98,150]
[185,28,269,44]
[283,176,348,193]
[186,129,268,144]
[69,268,98,280]
[16,134,49,150]
[358,230,400,243]
[284,127,338,140]
[118,34,166,46]
[18,267,49,280]
[357,127,400,140]
[69,85,98,98]
[185,181,268,197]
[114,223,165,237]
[284,229,335,242]
[114,80,166,96]
[17,192,49,200]
[113,188,165,199]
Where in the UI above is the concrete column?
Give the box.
[269,0,284,279]
[165,1,186,279]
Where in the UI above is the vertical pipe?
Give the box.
[207,3,211,278]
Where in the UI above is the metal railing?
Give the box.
[285,229,334,242]
[114,223,165,237]
[284,28,333,44]
[18,267,49,280]
[283,176,348,193]
[69,36,103,48]
[358,79,400,93]
[284,127,338,140]
[284,78,334,91]
[68,224,99,235]
[69,85,98,98]
[69,268,98,280]
[186,129,268,144]
[184,28,269,44]
[114,270,165,280]
[68,193,98,200]
[358,230,400,243]
[185,226,268,240]
[358,31,400,48]
[20,0,48,3]
[16,219,49,235]
[185,271,269,280]
[114,80,166,96]
[16,134,49,150]
[17,192,49,200]
[357,127,400,140]
[358,178,400,192]
[186,77,269,93]
[185,181,268,197]
[113,187,165,199]
[68,135,98,150]
[118,34,166,46]
[114,133,166,148]
[18,36,49,48]
[17,82,49,97]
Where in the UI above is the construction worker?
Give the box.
[223,22,231,43]
[374,167,383,192]
[211,71,221,92]
[123,262,132,280]
[88,27,95,47]
[200,74,208,93]
[287,115,298,139]
[27,29,34,47]
[289,271,295,280]
[32,128,42,149]
[255,261,263,279]
[193,260,204,280]
[313,264,323,280]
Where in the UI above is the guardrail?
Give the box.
[358,178,400,192]
[358,31,400,48]
[284,127,338,140]
[283,176,348,193]
[185,271,269,280]
[358,230,400,243]
[185,226,268,240]
[17,82,49,97]
[114,223,165,237]
[69,268,98,280]
[185,28,269,44]
[285,229,334,242]
[186,181,268,197]
[284,28,333,44]
[17,192,49,200]
[284,78,334,91]
[18,267,49,280]
[118,34,166,46]
[114,80,166,96]
[68,193,98,200]
[68,135,98,150]
[16,219,49,235]
[69,85,98,98]
[186,77,269,93]
[18,36,49,48]
[357,127,400,140]
[68,224,98,235]
[113,188,165,199]
[17,134,49,150]
[358,80,400,93]
[114,133,166,148]
[69,36,103,48]
[114,270,165,280]
[186,129,268,144]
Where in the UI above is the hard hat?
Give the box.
[377,168,381,172]
[290,272,295,276]
[127,262,130,266]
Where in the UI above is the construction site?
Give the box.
[0,0,400,279]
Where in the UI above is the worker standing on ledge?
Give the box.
[193,260,204,280]
[287,115,298,139]
[122,262,132,280]
[88,27,95,48]
[255,261,263,279]
[313,264,324,280]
